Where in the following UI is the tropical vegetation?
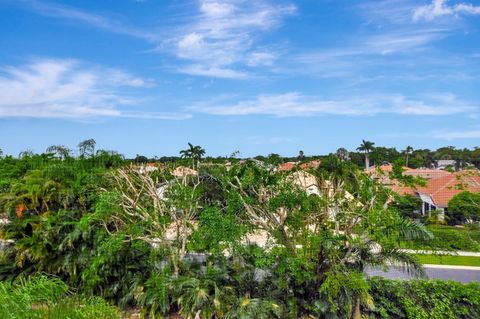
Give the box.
[0,140,479,318]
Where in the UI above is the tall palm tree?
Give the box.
[179,143,205,169]
[403,145,414,167]
[357,140,375,169]
[298,150,305,161]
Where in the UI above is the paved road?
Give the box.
[366,265,480,283]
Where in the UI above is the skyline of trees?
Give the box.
[1,139,480,171]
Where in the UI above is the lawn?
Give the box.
[415,254,480,267]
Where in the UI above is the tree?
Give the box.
[77,139,96,158]
[403,146,414,167]
[266,153,282,166]
[226,164,430,318]
[179,143,205,169]
[46,145,71,160]
[336,147,350,161]
[298,150,305,161]
[448,191,480,224]
[356,140,375,169]
[134,154,149,163]
[472,147,480,168]
[230,150,241,159]
[18,149,34,158]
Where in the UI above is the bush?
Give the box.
[0,275,120,319]
[448,191,480,224]
[401,225,480,252]
[365,277,480,319]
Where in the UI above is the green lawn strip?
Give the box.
[414,254,480,267]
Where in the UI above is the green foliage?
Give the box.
[448,191,480,224]
[389,158,426,187]
[1,146,478,318]
[401,225,480,252]
[393,194,423,218]
[366,277,480,319]
[190,206,246,253]
[0,275,119,319]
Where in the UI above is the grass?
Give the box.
[401,225,480,252]
[415,254,480,267]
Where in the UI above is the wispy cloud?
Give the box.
[291,26,448,79]
[413,0,480,22]
[15,0,157,41]
[191,92,475,117]
[433,129,480,140]
[298,28,446,58]
[169,0,296,78]
[15,0,295,79]
[0,59,189,120]
[177,65,248,79]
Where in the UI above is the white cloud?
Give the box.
[18,0,156,41]
[172,0,295,78]
[0,59,188,120]
[191,92,474,117]
[246,52,277,67]
[177,65,248,79]
[200,1,235,17]
[433,129,480,139]
[413,0,480,21]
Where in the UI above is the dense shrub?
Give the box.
[448,191,480,224]
[366,277,480,319]
[401,225,480,252]
[0,275,119,319]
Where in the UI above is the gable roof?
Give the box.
[392,171,480,207]
[278,162,297,171]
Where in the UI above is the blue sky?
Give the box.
[0,0,479,157]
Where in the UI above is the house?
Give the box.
[172,166,198,177]
[390,171,480,217]
[300,160,321,170]
[278,162,297,171]
[436,159,456,170]
[288,170,320,196]
[277,160,321,172]
[435,159,475,171]
[138,162,159,174]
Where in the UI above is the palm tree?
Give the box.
[403,145,414,167]
[357,140,375,169]
[298,150,305,161]
[179,143,205,169]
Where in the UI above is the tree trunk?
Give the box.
[352,296,361,319]
[365,154,370,170]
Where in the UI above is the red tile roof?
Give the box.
[278,162,297,171]
[278,160,322,171]
[390,171,480,207]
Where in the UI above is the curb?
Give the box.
[423,264,480,271]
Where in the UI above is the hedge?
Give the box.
[365,277,480,319]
